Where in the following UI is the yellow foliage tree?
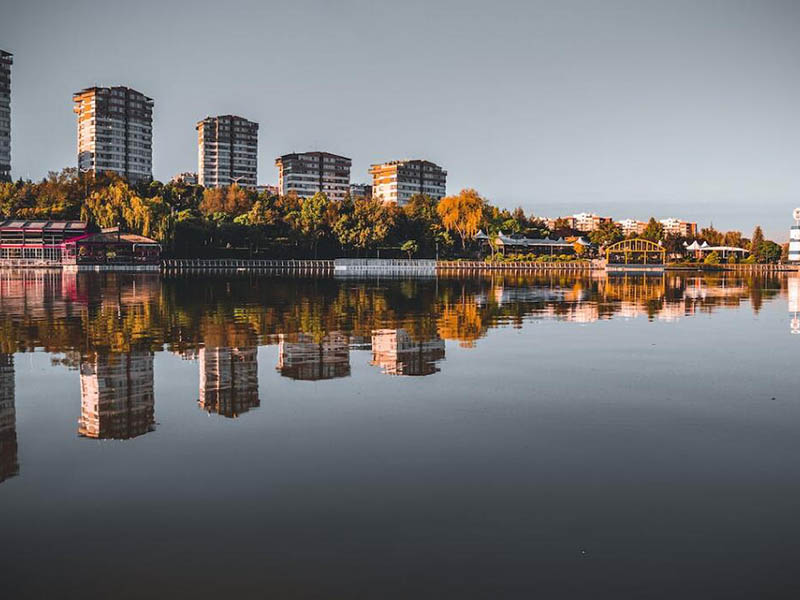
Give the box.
[437,188,484,249]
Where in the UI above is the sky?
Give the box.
[1,0,799,238]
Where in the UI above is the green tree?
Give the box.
[589,221,623,246]
[704,251,720,265]
[334,198,394,254]
[298,192,330,258]
[750,226,765,261]
[641,218,664,242]
[759,240,781,264]
[400,240,419,259]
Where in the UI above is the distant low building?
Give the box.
[349,183,372,199]
[256,184,279,196]
[617,219,647,236]
[370,159,446,206]
[659,218,697,238]
[171,172,198,185]
[571,213,613,233]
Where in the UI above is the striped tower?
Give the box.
[789,208,800,263]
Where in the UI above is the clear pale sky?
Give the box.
[2,0,799,238]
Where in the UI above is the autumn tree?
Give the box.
[437,188,485,249]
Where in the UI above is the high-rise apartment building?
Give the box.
[196,115,258,188]
[370,160,447,206]
[0,51,12,182]
[73,86,153,183]
[275,152,351,201]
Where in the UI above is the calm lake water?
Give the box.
[1,270,799,598]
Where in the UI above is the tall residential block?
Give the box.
[72,86,153,183]
[197,115,258,188]
[275,151,351,201]
[0,51,12,182]
[370,159,447,206]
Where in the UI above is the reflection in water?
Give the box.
[789,276,800,335]
[198,346,260,417]
[78,351,156,440]
[371,329,445,376]
[0,353,17,482]
[0,270,795,485]
[277,332,351,381]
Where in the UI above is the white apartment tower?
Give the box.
[197,115,259,188]
[275,152,351,201]
[370,160,447,206]
[73,86,153,183]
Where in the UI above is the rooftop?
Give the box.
[0,219,87,232]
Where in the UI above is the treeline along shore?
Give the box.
[0,168,787,263]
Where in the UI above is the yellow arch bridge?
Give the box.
[605,239,666,265]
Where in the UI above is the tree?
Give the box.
[199,184,252,217]
[704,251,720,265]
[401,240,418,259]
[298,192,330,258]
[589,221,623,246]
[437,188,484,250]
[723,230,742,248]
[750,226,765,261]
[759,240,781,264]
[641,218,664,242]
[334,197,394,254]
[700,225,722,246]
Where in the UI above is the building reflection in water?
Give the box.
[198,346,260,417]
[371,329,445,376]
[788,276,800,335]
[0,353,18,483]
[277,332,351,380]
[78,350,156,440]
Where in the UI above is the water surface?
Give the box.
[1,271,798,598]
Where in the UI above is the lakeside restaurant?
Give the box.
[63,230,161,267]
[0,220,160,268]
[0,220,88,266]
